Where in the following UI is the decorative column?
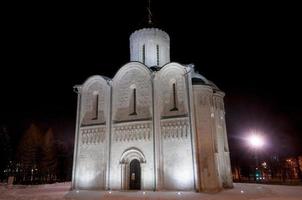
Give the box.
[140,162,146,190]
[71,86,82,189]
[120,162,127,190]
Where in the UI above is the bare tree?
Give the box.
[41,128,57,182]
[17,123,42,183]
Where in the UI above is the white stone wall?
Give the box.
[160,118,194,190]
[112,63,152,122]
[110,63,155,190]
[155,63,195,190]
[109,121,154,190]
[73,76,111,190]
[192,85,233,192]
[72,62,232,192]
[76,126,106,189]
[212,92,233,188]
[80,77,108,126]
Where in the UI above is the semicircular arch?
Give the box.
[119,147,146,164]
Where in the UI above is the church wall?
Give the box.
[76,126,107,189]
[109,122,154,190]
[73,76,110,190]
[192,85,222,192]
[112,63,152,123]
[160,118,194,190]
[155,63,195,190]
[212,92,233,188]
[109,63,154,190]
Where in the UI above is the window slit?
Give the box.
[142,45,145,64]
[156,44,159,66]
[170,83,178,111]
[92,94,99,120]
[130,88,137,115]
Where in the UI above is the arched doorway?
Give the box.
[120,147,146,190]
[129,159,141,190]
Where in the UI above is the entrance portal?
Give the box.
[129,159,141,190]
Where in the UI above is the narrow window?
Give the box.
[142,44,146,64]
[130,88,137,115]
[92,94,99,120]
[156,44,159,66]
[170,83,178,111]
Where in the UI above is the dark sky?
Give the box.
[1,1,301,159]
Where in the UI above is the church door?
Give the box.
[129,159,141,190]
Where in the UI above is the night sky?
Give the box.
[1,1,301,162]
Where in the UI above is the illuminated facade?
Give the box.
[72,27,233,192]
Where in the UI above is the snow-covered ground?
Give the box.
[1,182,301,200]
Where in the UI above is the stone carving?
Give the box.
[113,122,152,142]
[80,127,106,145]
[161,118,189,140]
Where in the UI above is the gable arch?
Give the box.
[119,147,146,164]
[112,62,153,122]
[155,62,189,117]
[81,75,111,92]
[80,75,111,126]
[159,62,187,76]
[112,62,152,84]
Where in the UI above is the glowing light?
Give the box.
[76,190,79,193]
[108,191,112,194]
[143,191,146,195]
[240,190,244,194]
[177,192,181,195]
[247,134,265,148]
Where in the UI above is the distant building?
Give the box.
[232,155,302,184]
[72,25,233,192]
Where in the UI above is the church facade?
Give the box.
[71,27,233,192]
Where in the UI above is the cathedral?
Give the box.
[71,24,233,192]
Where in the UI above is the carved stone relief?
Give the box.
[80,126,106,145]
[161,118,189,140]
[113,122,152,142]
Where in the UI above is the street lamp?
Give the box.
[247,132,265,181]
[247,134,265,149]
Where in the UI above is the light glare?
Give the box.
[247,134,265,148]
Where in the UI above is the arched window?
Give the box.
[130,87,137,115]
[92,92,99,120]
[156,44,159,66]
[170,83,178,111]
[142,44,146,64]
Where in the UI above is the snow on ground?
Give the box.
[0,182,70,200]
[1,182,301,200]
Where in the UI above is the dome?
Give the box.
[129,28,170,67]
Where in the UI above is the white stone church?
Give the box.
[71,26,233,192]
